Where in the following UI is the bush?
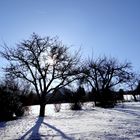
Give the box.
[97,101,116,108]
[0,85,25,121]
[94,89,116,108]
[70,102,82,110]
[54,104,61,112]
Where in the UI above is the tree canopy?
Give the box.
[82,56,134,95]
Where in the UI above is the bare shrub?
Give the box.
[54,104,61,112]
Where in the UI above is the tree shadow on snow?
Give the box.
[20,117,43,140]
[43,122,72,140]
[20,117,72,140]
[0,121,6,128]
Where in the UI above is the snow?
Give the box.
[124,95,140,101]
[0,102,140,140]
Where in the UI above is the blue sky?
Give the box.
[0,0,140,72]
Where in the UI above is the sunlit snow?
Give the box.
[0,102,140,140]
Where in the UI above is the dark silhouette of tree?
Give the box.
[82,56,134,106]
[117,89,124,102]
[132,79,140,101]
[0,78,25,120]
[136,81,140,94]
[70,86,85,110]
[127,74,140,101]
[0,34,81,117]
[73,86,85,103]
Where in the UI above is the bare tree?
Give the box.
[0,33,80,117]
[82,56,134,105]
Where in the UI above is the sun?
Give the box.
[47,57,54,65]
[40,53,55,67]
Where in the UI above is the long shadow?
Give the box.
[0,121,6,128]
[20,117,73,140]
[43,122,73,140]
[20,117,44,140]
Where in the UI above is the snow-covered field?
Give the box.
[0,102,140,140]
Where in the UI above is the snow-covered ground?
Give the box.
[0,102,140,140]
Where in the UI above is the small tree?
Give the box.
[0,34,81,117]
[70,86,85,110]
[117,89,124,102]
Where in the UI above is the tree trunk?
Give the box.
[39,104,46,117]
[133,94,137,102]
